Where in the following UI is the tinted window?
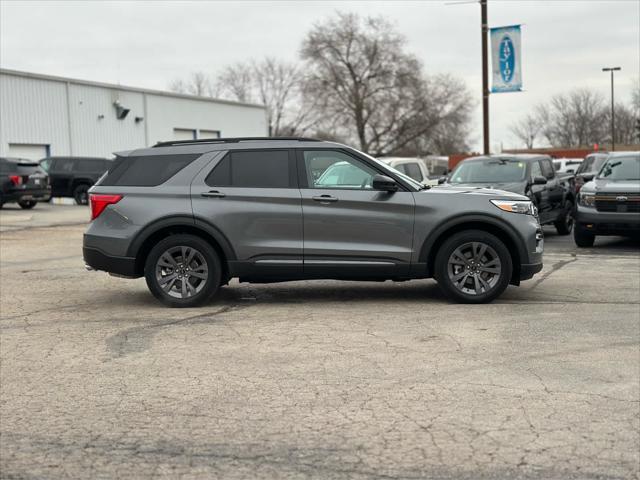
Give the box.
[577,155,607,174]
[530,161,543,178]
[77,159,108,172]
[40,158,52,172]
[0,160,9,174]
[101,154,200,187]
[206,150,291,188]
[305,150,378,190]
[540,159,554,179]
[54,158,76,172]
[404,163,423,181]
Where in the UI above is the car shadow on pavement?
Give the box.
[95,278,452,309]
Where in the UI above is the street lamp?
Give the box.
[602,67,621,151]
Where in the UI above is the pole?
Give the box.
[481,0,490,155]
[602,67,620,151]
[610,70,615,151]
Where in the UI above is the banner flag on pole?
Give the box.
[490,25,522,93]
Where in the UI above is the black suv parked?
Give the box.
[0,157,51,209]
[40,156,112,204]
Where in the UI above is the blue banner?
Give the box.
[490,25,522,93]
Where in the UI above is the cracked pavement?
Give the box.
[1,204,639,479]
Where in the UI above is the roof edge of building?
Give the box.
[0,68,267,111]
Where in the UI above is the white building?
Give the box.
[0,68,268,160]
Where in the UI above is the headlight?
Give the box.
[578,193,595,207]
[490,199,536,215]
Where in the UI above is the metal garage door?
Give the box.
[173,129,196,141]
[7,143,50,160]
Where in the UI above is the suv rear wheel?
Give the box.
[435,230,513,303]
[18,200,37,209]
[73,184,90,205]
[144,234,222,308]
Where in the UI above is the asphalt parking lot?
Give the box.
[1,203,639,480]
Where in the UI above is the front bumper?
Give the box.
[520,262,543,281]
[575,207,640,235]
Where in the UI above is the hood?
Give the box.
[428,184,529,201]
[441,181,527,194]
[582,178,640,194]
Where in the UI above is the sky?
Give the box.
[1,0,638,152]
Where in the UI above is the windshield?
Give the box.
[449,158,527,184]
[597,155,640,181]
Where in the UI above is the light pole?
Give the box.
[602,67,621,151]
[481,0,490,155]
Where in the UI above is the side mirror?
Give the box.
[532,176,547,185]
[438,176,447,185]
[579,173,595,182]
[372,174,399,192]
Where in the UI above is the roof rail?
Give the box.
[153,137,321,148]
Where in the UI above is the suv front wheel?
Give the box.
[144,234,222,307]
[435,230,513,303]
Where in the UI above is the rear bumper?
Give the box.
[83,247,140,278]
[2,188,51,203]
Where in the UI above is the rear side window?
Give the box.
[54,158,76,172]
[206,150,292,188]
[540,158,554,179]
[77,159,108,172]
[101,154,200,187]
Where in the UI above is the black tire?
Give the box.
[434,230,513,304]
[144,234,222,308]
[554,200,574,235]
[18,200,37,209]
[574,226,595,248]
[73,184,90,205]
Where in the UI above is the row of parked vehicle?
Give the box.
[440,151,639,247]
[0,156,112,208]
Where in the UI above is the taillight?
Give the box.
[90,194,122,220]
[9,175,22,186]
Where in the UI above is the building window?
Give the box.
[199,129,221,139]
[173,128,196,141]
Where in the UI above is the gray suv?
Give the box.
[83,138,544,307]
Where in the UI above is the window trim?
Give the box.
[204,148,298,189]
[295,148,412,192]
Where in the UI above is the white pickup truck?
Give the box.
[379,157,438,187]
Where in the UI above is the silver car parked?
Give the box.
[83,137,543,307]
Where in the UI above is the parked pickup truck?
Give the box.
[443,154,575,235]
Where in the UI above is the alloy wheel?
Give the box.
[447,241,502,296]
[155,246,208,299]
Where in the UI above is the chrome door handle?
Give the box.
[201,190,225,198]
[312,195,338,203]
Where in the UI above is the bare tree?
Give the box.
[301,12,472,156]
[510,114,542,149]
[215,58,319,136]
[168,71,214,97]
[610,103,638,145]
[537,88,608,147]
